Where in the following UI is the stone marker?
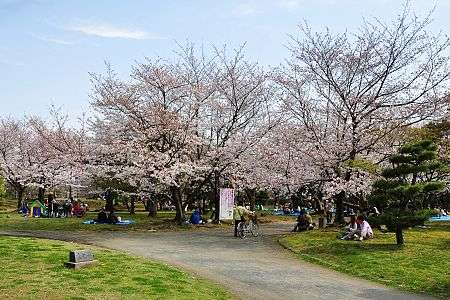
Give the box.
[65,250,97,269]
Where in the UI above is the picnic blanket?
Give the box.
[430,215,450,222]
[82,220,135,225]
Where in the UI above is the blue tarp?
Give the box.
[82,220,135,225]
[272,210,299,216]
[430,215,450,222]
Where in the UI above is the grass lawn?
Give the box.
[0,236,233,300]
[0,198,224,232]
[0,211,191,232]
[279,222,450,299]
[0,198,287,233]
[0,198,17,212]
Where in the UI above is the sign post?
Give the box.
[219,188,235,220]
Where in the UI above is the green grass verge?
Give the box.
[279,222,450,299]
[0,198,288,233]
[0,236,233,300]
[0,198,17,212]
[0,211,186,232]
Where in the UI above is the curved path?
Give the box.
[1,223,430,300]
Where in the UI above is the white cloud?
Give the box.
[31,34,74,45]
[67,22,161,40]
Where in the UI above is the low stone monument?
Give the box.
[65,250,97,269]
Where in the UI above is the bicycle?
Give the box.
[236,215,260,238]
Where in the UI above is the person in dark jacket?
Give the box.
[190,208,202,225]
[95,208,108,223]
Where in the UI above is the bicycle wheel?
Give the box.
[250,221,260,237]
[237,222,246,238]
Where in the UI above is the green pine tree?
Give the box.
[370,140,448,245]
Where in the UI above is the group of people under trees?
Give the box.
[290,209,374,241]
[18,194,88,218]
[340,215,374,241]
[433,207,448,218]
[17,187,376,243]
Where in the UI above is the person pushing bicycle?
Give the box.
[233,201,254,237]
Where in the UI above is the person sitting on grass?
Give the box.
[108,211,119,224]
[95,208,108,223]
[293,209,314,232]
[190,207,203,225]
[340,215,358,240]
[355,215,373,241]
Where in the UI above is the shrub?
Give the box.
[369,210,432,231]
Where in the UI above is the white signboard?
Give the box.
[219,188,235,220]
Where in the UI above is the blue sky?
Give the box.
[1,0,449,120]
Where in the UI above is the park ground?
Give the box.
[279,222,450,299]
[0,199,449,299]
[0,236,232,300]
[0,198,283,232]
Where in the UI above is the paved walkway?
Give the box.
[0,223,430,300]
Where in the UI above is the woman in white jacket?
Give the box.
[355,215,374,241]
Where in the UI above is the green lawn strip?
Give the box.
[279,222,450,299]
[0,198,234,232]
[0,211,200,232]
[0,209,278,233]
[0,236,233,300]
[0,198,17,212]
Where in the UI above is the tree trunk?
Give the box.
[171,186,184,224]
[396,222,404,245]
[213,172,220,222]
[247,189,256,211]
[129,195,136,215]
[105,189,114,212]
[38,187,45,203]
[148,199,157,218]
[68,185,72,199]
[143,199,148,211]
[16,187,24,209]
[334,191,345,225]
[123,197,130,211]
[334,167,351,225]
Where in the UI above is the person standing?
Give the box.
[233,202,252,237]
[47,194,54,218]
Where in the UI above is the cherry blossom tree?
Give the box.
[89,44,278,222]
[89,50,208,222]
[278,5,450,223]
[0,118,34,208]
[234,124,320,205]
[193,45,278,220]
[0,118,57,204]
[28,107,91,199]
